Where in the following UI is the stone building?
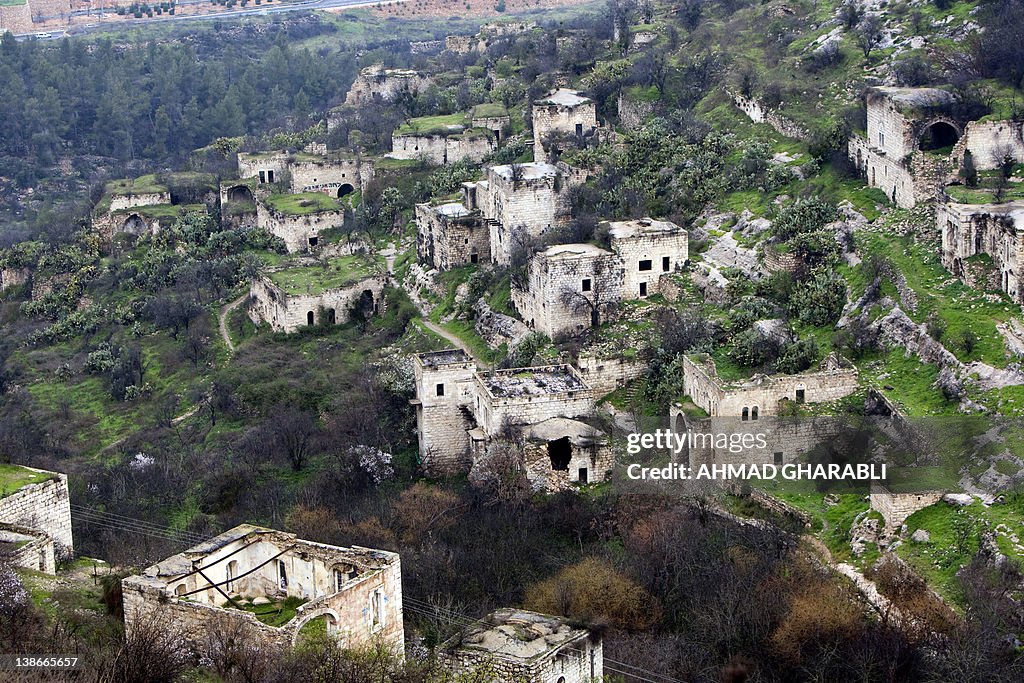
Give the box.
[440,608,603,683]
[605,217,689,299]
[343,65,434,108]
[248,260,387,333]
[532,89,598,163]
[870,485,944,532]
[256,196,347,253]
[848,86,1024,209]
[0,465,73,573]
[678,353,859,420]
[463,162,572,266]
[411,350,612,488]
[939,200,1024,302]
[122,525,403,657]
[415,201,490,271]
[237,151,373,197]
[390,113,497,166]
[444,21,536,54]
[511,218,688,339]
[512,243,622,339]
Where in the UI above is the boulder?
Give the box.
[910,529,931,543]
[943,493,974,506]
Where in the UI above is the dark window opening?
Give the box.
[575,123,583,136]
[259,170,266,183]
[578,467,588,484]
[227,185,254,203]
[662,256,670,272]
[326,308,336,325]
[267,170,275,184]
[548,437,572,471]
[436,383,445,397]
[638,259,652,271]
[742,407,749,421]
[919,121,960,151]
[796,389,805,403]
[338,183,355,198]
[639,282,647,297]
[470,253,479,264]
[308,236,319,247]
[307,311,315,326]
[774,451,783,466]
[493,129,501,142]
[751,406,759,420]
[582,278,592,292]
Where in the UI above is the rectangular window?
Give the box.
[578,467,588,484]
[582,278,592,292]
[662,256,670,272]
[774,452,783,466]
[796,389,805,403]
[436,383,445,397]
[639,282,648,297]
[258,170,266,183]
[371,590,383,628]
[267,169,275,183]
[278,560,288,590]
[638,259,652,271]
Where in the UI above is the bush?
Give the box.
[790,269,847,327]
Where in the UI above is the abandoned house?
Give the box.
[248,260,387,333]
[848,86,1024,208]
[604,217,689,299]
[440,608,603,683]
[0,465,73,574]
[411,349,613,489]
[122,524,404,658]
[532,89,599,163]
[390,118,497,166]
[341,64,435,108]
[237,151,372,198]
[415,201,491,271]
[939,199,1024,302]
[256,196,347,254]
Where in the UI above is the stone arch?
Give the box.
[292,608,341,646]
[307,311,315,326]
[226,185,254,204]
[337,183,355,198]
[120,213,148,236]
[918,119,961,152]
[326,308,336,325]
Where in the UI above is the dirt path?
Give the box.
[419,318,482,364]
[219,293,247,354]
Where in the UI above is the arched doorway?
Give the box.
[919,121,960,152]
[307,311,315,326]
[548,437,572,471]
[226,185,254,203]
[337,183,355,198]
[121,214,148,235]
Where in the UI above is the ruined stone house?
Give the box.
[122,525,403,658]
[415,201,491,271]
[237,151,373,198]
[512,218,688,339]
[848,86,1024,209]
[255,198,347,254]
[939,199,1024,302]
[390,120,496,166]
[0,465,73,574]
[532,89,598,164]
[248,267,387,333]
[411,350,613,489]
[342,65,434,109]
[440,608,603,683]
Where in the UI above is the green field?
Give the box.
[268,255,380,295]
[395,113,471,136]
[265,193,342,215]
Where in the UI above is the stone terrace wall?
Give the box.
[576,353,649,396]
[1,267,31,293]
[248,274,387,333]
[952,120,1024,170]
[256,203,346,253]
[0,4,33,35]
[0,523,56,574]
[0,469,73,555]
[618,91,656,129]
[108,192,171,213]
[870,486,944,529]
[733,94,809,141]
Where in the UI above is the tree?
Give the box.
[270,406,318,471]
[960,150,979,187]
[857,15,884,58]
[558,258,620,330]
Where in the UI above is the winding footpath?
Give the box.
[218,293,248,354]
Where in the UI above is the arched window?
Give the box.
[751,406,759,421]
[741,407,749,421]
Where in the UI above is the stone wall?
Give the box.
[391,133,495,166]
[938,200,1024,302]
[532,91,598,163]
[0,267,30,293]
[108,192,171,213]
[870,485,944,530]
[608,222,688,299]
[413,352,478,475]
[474,368,596,435]
[952,120,1024,170]
[512,244,622,339]
[0,523,55,574]
[473,299,531,350]
[682,355,859,417]
[848,134,918,209]
[480,163,571,265]
[345,66,434,107]
[733,94,809,140]
[617,91,656,129]
[238,152,290,185]
[248,273,386,333]
[289,158,372,196]
[256,202,346,253]
[576,352,649,396]
[415,202,491,271]
[0,469,73,555]
[441,634,601,683]
[0,3,32,34]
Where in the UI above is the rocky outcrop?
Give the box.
[473,299,531,349]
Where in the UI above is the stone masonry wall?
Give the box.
[938,201,1024,302]
[414,357,478,475]
[532,99,598,163]
[848,134,917,209]
[238,153,290,184]
[486,170,568,265]
[576,353,649,396]
[345,68,434,107]
[475,377,596,435]
[870,486,944,529]
[610,229,688,299]
[256,202,346,253]
[0,470,73,555]
[0,3,33,35]
[289,159,368,195]
[108,192,171,213]
[391,133,495,165]
[733,94,809,140]
[0,523,56,574]
[415,203,491,271]
[1,267,31,293]
[442,637,602,683]
[951,120,1024,170]
[248,274,386,333]
[617,91,656,129]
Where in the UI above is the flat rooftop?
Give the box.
[871,86,955,109]
[480,365,588,398]
[542,243,611,259]
[535,88,592,107]
[453,609,589,661]
[948,199,1024,225]
[0,464,55,499]
[417,348,473,368]
[606,217,685,239]
[434,202,472,218]
[490,162,559,181]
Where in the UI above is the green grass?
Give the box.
[395,113,470,136]
[265,193,342,215]
[113,203,204,220]
[944,183,1024,204]
[106,174,167,196]
[0,0,27,6]
[0,464,52,498]
[227,595,307,627]
[268,255,381,296]
[472,103,509,119]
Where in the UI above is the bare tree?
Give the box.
[858,15,884,58]
[271,406,319,471]
[558,258,620,329]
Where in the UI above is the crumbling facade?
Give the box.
[532,89,598,163]
[605,217,689,299]
[512,243,622,339]
[680,353,859,418]
[248,271,387,333]
[122,525,403,656]
[343,65,434,108]
[256,200,347,253]
[237,152,373,197]
[939,200,1024,302]
[415,202,491,271]
[441,608,603,683]
[391,129,495,166]
[870,485,944,531]
[0,466,73,573]
[411,350,612,489]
